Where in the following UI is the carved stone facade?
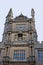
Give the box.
[0,8,43,65]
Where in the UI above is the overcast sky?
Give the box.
[0,0,43,42]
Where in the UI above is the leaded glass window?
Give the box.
[13,50,25,61]
[38,50,43,60]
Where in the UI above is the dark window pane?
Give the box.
[13,50,25,60]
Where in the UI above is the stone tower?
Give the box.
[2,8,37,65]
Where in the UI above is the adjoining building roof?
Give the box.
[34,41,43,49]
